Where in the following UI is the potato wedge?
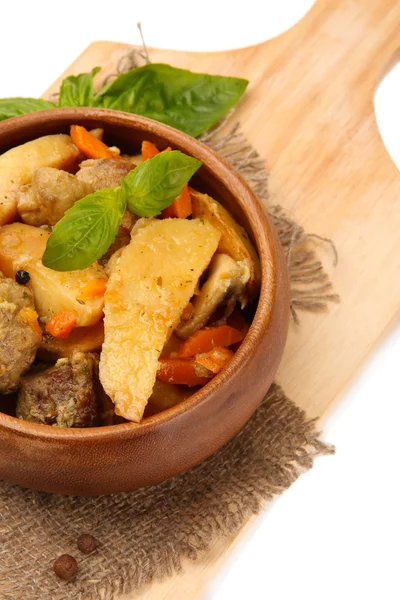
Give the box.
[190,188,261,299]
[100,217,221,422]
[175,253,249,338]
[0,134,82,226]
[0,223,106,326]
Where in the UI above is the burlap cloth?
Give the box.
[0,45,339,600]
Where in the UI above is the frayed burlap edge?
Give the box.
[0,385,334,600]
[0,41,337,600]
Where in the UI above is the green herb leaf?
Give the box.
[58,67,101,107]
[94,64,248,137]
[123,150,202,217]
[42,149,201,272]
[42,187,126,272]
[0,98,56,121]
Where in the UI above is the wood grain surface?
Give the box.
[43,0,400,596]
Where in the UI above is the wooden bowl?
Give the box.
[0,108,290,495]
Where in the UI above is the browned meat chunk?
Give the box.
[18,156,136,227]
[76,158,136,190]
[14,184,47,227]
[17,168,91,227]
[0,273,41,392]
[16,350,104,427]
[35,167,91,225]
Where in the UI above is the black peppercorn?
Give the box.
[53,554,78,580]
[15,270,30,285]
[77,533,99,554]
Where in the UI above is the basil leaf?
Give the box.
[42,149,201,272]
[123,150,202,217]
[0,98,56,121]
[42,187,126,272]
[58,67,101,107]
[95,64,248,137]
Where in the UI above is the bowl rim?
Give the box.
[0,107,276,441]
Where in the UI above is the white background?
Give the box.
[1,2,399,599]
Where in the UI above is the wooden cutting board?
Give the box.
[43,0,400,597]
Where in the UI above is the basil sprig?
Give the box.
[0,64,248,138]
[42,150,202,272]
[0,98,56,121]
[42,187,126,272]
[58,67,101,107]
[95,64,248,137]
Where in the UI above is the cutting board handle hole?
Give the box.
[374,60,400,170]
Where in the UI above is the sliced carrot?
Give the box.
[141,140,160,161]
[157,358,212,387]
[77,278,108,300]
[141,141,172,160]
[161,184,192,219]
[178,325,245,358]
[45,311,77,339]
[195,346,234,374]
[70,125,121,160]
[196,346,234,374]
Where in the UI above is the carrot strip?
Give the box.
[161,184,192,219]
[178,325,245,358]
[157,358,211,387]
[141,140,160,161]
[195,346,234,374]
[45,311,77,339]
[70,125,120,160]
[141,141,172,161]
[77,278,108,300]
